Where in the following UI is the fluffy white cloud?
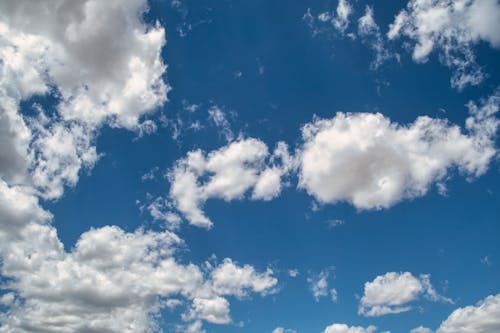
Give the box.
[0,2,279,332]
[437,293,500,333]
[0,0,168,128]
[359,272,451,317]
[210,258,277,298]
[298,92,499,210]
[388,0,500,89]
[0,0,169,201]
[0,222,278,332]
[323,323,378,333]
[168,138,292,227]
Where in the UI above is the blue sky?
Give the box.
[0,0,499,332]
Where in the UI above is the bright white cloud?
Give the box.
[0,0,168,129]
[168,138,292,227]
[359,272,451,317]
[210,258,277,298]
[0,2,279,332]
[323,323,378,333]
[0,221,278,332]
[388,0,500,89]
[0,0,169,202]
[298,92,499,210]
[437,293,500,333]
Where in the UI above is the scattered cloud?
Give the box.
[410,326,433,333]
[168,139,293,227]
[437,293,500,333]
[359,272,451,317]
[358,6,395,70]
[388,0,500,89]
[323,323,379,333]
[298,92,499,210]
[273,327,297,333]
[208,106,235,143]
[308,269,336,302]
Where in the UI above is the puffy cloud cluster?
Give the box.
[298,93,498,210]
[168,138,293,227]
[358,272,451,317]
[0,0,169,201]
[0,2,280,332]
[388,0,500,89]
[165,91,499,227]
[437,293,500,333]
[0,224,278,332]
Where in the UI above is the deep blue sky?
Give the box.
[41,1,500,332]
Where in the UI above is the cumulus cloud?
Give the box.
[436,293,500,333]
[0,0,168,128]
[0,2,279,332]
[359,272,451,317]
[323,323,378,333]
[316,0,353,34]
[0,0,169,201]
[298,92,499,210]
[388,0,500,89]
[168,138,293,227]
[0,222,278,332]
[210,258,278,298]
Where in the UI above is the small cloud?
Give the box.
[288,269,299,278]
[481,256,492,266]
[325,219,345,228]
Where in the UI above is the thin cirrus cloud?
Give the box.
[358,272,452,317]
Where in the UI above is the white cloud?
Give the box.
[411,326,433,333]
[388,0,500,89]
[323,323,378,333]
[298,92,499,210]
[273,327,297,333]
[308,269,335,302]
[168,138,292,227]
[304,0,353,37]
[0,0,168,129]
[210,258,278,298]
[208,106,234,143]
[436,293,500,333]
[0,0,169,201]
[334,0,353,33]
[288,269,299,277]
[358,6,393,70]
[0,2,279,332]
[359,272,451,317]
